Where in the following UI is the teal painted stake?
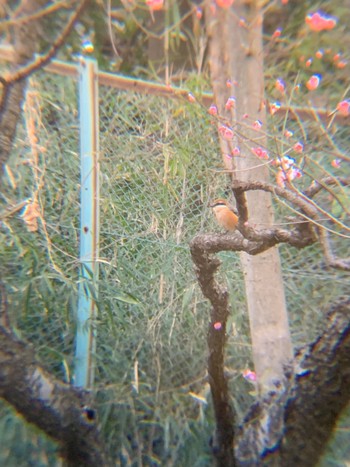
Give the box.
[74,57,99,388]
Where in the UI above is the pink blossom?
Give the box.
[208,104,218,116]
[293,142,304,153]
[272,28,282,38]
[210,3,216,15]
[225,96,236,110]
[253,120,263,130]
[218,125,234,140]
[252,147,269,159]
[232,146,241,156]
[276,167,302,187]
[277,155,295,170]
[287,167,302,181]
[275,78,285,93]
[331,159,341,168]
[305,11,337,32]
[305,58,313,67]
[270,102,281,115]
[187,92,196,103]
[213,322,222,330]
[242,369,257,382]
[306,75,321,91]
[195,7,203,19]
[146,0,164,11]
[216,0,234,8]
[336,60,347,69]
[336,100,350,117]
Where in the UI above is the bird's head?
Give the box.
[210,198,229,209]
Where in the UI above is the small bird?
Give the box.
[210,198,238,231]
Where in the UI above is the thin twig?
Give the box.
[1,1,70,28]
[2,0,87,85]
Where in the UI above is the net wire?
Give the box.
[0,68,349,465]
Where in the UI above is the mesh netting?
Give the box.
[0,68,349,465]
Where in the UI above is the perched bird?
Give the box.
[210,198,238,231]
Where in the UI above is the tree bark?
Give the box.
[0,326,109,466]
[0,0,87,176]
[0,0,45,174]
[235,299,350,466]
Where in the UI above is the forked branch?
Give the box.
[191,224,350,466]
[232,177,350,270]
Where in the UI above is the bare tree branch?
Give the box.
[0,1,70,28]
[0,0,87,176]
[2,0,87,86]
[231,178,350,270]
[190,240,235,466]
[232,184,317,247]
[0,282,110,466]
[304,176,350,203]
[190,227,315,262]
[191,230,350,466]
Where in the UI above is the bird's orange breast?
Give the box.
[214,206,238,231]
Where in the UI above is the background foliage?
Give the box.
[0,0,349,465]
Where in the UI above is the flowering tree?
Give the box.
[186,2,349,465]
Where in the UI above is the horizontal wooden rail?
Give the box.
[0,45,347,124]
[0,44,212,104]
